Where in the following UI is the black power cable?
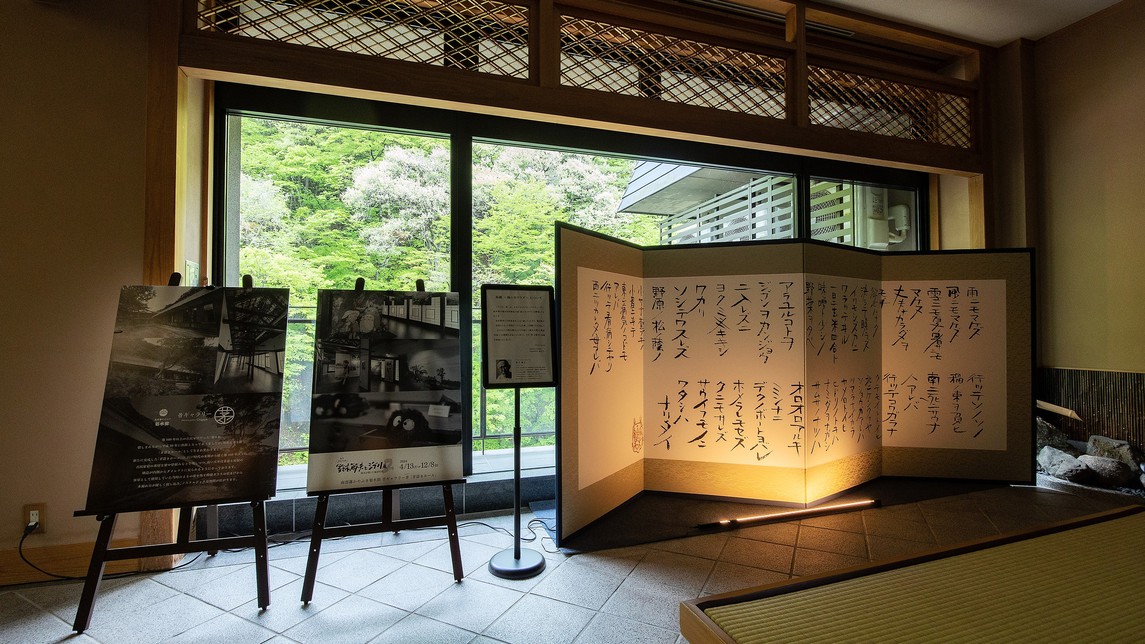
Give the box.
[17,522,202,583]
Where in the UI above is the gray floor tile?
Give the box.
[796,524,869,558]
[20,577,179,627]
[600,577,694,631]
[373,538,450,563]
[416,579,523,632]
[987,509,1057,533]
[625,550,715,594]
[862,513,936,543]
[168,611,278,643]
[233,578,348,632]
[82,592,224,644]
[184,564,299,611]
[282,595,406,644]
[368,614,477,644]
[153,563,248,593]
[268,549,352,577]
[917,496,984,515]
[791,547,867,577]
[730,520,799,546]
[646,533,729,560]
[310,549,405,593]
[573,611,679,644]
[927,518,1001,545]
[800,510,865,534]
[265,539,313,561]
[482,594,595,644]
[358,563,458,611]
[415,538,503,577]
[701,561,789,596]
[866,533,932,561]
[0,592,94,644]
[865,503,927,524]
[529,557,624,610]
[1,486,1119,644]
[1036,503,1101,523]
[718,536,794,574]
[380,528,453,547]
[560,548,647,579]
[321,533,385,553]
[920,508,1003,543]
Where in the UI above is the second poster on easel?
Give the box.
[306,289,463,493]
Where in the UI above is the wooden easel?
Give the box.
[73,273,273,632]
[72,502,271,632]
[300,479,465,602]
[300,277,465,602]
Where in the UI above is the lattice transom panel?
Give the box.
[560,15,786,119]
[808,65,972,148]
[197,0,530,78]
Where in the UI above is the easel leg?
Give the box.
[205,504,219,556]
[382,488,393,532]
[73,513,117,633]
[300,495,329,604]
[252,501,270,610]
[442,484,463,582]
[176,506,192,546]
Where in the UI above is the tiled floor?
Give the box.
[1,480,1134,644]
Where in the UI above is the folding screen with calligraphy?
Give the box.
[557,224,1033,542]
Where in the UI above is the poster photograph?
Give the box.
[307,289,464,493]
[480,284,556,389]
[84,285,289,514]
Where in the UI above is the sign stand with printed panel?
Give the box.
[481,284,557,579]
[300,279,466,602]
[73,273,288,632]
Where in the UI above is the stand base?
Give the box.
[488,547,546,579]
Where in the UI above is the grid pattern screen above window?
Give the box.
[808,65,972,149]
[196,0,531,78]
[559,15,786,119]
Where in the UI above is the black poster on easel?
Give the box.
[305,288,464,493]
[83,285,290,514]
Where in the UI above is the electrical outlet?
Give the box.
[23,503,45,534]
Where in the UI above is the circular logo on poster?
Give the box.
[159,409,168,417]
[214,406,236,425]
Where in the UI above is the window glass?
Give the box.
[470,143,659,464]
[637,162,796,245]
[810,179,919,251]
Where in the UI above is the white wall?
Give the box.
[1034,0,1145,371]
[0,0,149,549]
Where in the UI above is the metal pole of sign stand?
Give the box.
[488,386,546,579]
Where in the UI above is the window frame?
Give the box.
[211,82,930,476]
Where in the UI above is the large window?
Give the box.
[214,83,928,483]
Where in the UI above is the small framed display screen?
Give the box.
[480,284,557,389]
